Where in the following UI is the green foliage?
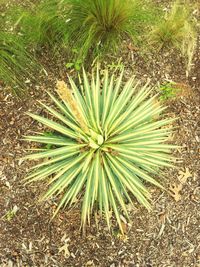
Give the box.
[1,0,158,73]
[8,0,156,60]
[2,205,19,221]
[6,1,69,51]
[159,81,179,101]
[23,69,176,233]
[0,31,37,95]
[149,1,197,72]
[66,52,83,71]
[26,1,68,50]
[0,0,67,93]
[64,0,156,61]
[107,58,124,73]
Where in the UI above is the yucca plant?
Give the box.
[148,1,197,73]
[0,31,37,95]
[23,68,176,233]
[65,0,156,61]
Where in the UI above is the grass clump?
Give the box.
[64,0,156,61]
[23,68,176,233]
[148,1,197,73]
[1,0,158,87]
[5,1,69,52]
[22,1,69,51]
[0,0,67,94]
[0,31,37,95]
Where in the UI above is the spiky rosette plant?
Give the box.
[23,69,176,233]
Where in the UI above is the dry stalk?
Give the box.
[56,80,89,133]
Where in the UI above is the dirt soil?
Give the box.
[0,3,200,267]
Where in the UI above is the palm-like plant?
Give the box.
[24,69,175,232]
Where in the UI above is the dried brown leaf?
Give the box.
[169,183,183,202]
[58,243,70,258]
[178,167,192,184]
